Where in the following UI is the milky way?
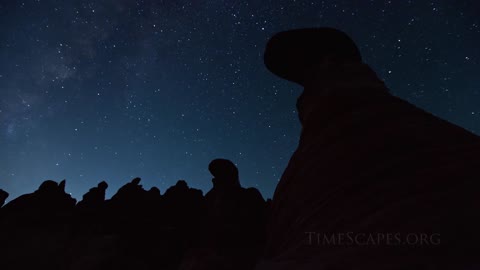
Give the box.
[0,0,479,201]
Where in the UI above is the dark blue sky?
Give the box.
[1,0,479,201]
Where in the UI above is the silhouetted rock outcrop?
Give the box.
[257,28,480,269]
[205,159,266,232]
[103,177,153,234]
[163,180,205,228]
[77,181,108,209]
[0,180,76,270]
[2,180,76,216]
[0,189,8,208]
[208,158,241,189]
[73,181,110,237]
[110,177,146,203]
[200,159,266,270]
[0,164,270,270]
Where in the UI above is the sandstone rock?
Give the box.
[258,28,480,269]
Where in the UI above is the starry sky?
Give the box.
[0,0,479,202]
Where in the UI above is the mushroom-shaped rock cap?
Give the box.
[264,28,362,85]
[98,181,108,190]
[208,159,239,179]
[131,177,141,185]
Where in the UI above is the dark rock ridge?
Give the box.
[0,159,267,270]
[257,28,480,269]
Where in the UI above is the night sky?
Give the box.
[1,0,479,201]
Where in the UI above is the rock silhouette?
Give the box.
[163,179,205,228]
[0,163,267,270]
[194,159,267,270]
[1,28,478,269]
[0,180,77,270]
[0,189,8,208]
[2,179,76,216]
[257,27,480,269]
[77,181,108,209]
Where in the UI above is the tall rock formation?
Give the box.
[257,28,480,269]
